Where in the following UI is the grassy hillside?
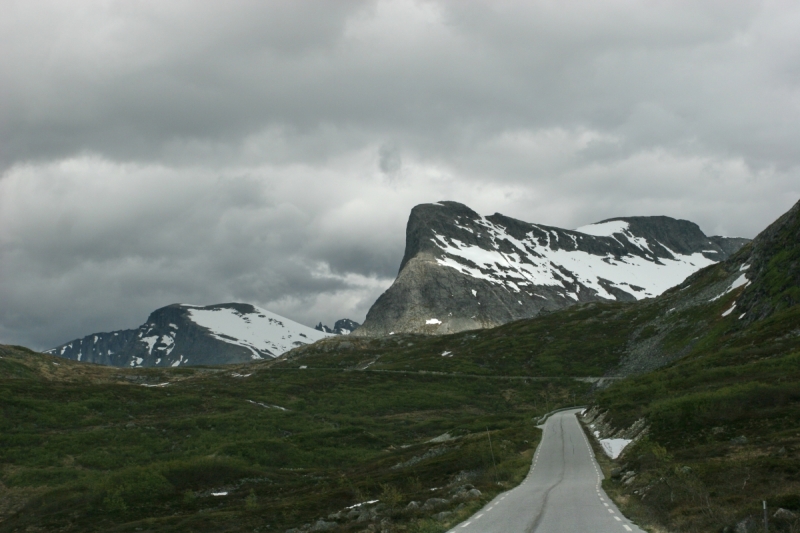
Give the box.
[0,344,589,532]
[594,200,800,532]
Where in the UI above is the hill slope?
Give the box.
[586,198,800,532]
[46,303,330,367]
[354,201,748,336]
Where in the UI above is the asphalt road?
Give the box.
[448,409,644,533]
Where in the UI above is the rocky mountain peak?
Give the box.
[315,318,361,335]
[46,303,331,368]
[354,201,750,337]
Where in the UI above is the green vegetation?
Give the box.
[284,300,649,379]
[588,201,800,532]
[0,344,589,532]
[596,299,800,532]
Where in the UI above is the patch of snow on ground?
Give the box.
[186,304,331,358]
[600,438,632,459]
[722,303,736,317]
[141,382,170,388]
[441,351,452,357]
[426,318,442,325]
[740,263,750,271]
[471,289,477,297]
[346,500,379,510]
[247,399,288,411]
[730,273,749,291]
[575,220,630,237]
[211,492,228,497]
[710,273,751,302]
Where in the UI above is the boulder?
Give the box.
[774,508,798,521]
[421,498,449,512]
[310,520,337,532]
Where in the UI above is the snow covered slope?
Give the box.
[46,303,331,368]
[355,201,749,336]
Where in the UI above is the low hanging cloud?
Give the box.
[1,0,799,349]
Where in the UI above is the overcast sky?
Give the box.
[2,0,799,350]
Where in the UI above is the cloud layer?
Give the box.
[1,0,799,349]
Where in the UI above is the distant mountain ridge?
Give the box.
[46,303,330,367]
[315,318,361,335]
[354,201,750,336]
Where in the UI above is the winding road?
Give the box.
[449,409,644,533]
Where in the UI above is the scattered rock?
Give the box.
[774,508,798,521]
[428,432,456,443]
[450,485,481,501]
[356,508,378,523]
[712,426,725,435]
[680,466,692,474]
[310,520,337,532]
[405,501,420,511]
[731,435,748,445]
[421,498,449,512]
[392,447,450,469]
[610,467,623,479]
[433,511,453,522]
[734,516,758,533]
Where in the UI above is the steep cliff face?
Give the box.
[46,303,330,367]
[355,201,749,336]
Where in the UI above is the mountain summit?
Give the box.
[47,303,331,367]
[354,201,749,336]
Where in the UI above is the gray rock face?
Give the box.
[314,318,361,335]
[46,303,330,368]
[355,201,749,336]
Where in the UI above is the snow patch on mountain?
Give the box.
[575,220,630,237]
[187,305,331,360]
[431,218,716,301]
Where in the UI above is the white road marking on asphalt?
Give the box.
[614,516,621,521]
[460,522,471,528]
[475,513,484,519]
[608,509,615,514]
[603,503,609,507]
[624,526,632,531]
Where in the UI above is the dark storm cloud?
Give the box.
[1,0,799,349]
